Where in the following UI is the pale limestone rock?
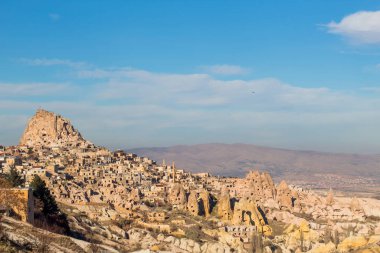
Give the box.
[108,225,127,239]
[350,197,362,212]
[325,189,335,206]
[199,189,211,217]
[375,223,380,235]
[337,235,368,252]
[217,187,233,221]
[368,235,380,244]
[164,236,175,243]
[245,171,276,200]
[193,243,201,253]
[187,191,199,216]
[174,238,181,247]
[276,180,300,211]
[169,183,187,210]
[308,242,336,253]
[180,238,188,250]
[231,196,272,236]
[20,109,90,148]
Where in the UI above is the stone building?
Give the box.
[0,188,34,223]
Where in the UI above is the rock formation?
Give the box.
[168,183,187,210]
[217,187,233,221]
[19,109,90,148]
[5,108,380,253]
[245,171,276,200]
[199,189,211,217]
[276,180,300,210]
[231,196,272,236]
[187,191,199,215]
[325,188,335,206]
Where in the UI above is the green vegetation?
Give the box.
[30,175,71,235]
[30,175,59,215]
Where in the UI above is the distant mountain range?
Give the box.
[127,143,380,191]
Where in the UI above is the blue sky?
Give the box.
[1,1,380,153]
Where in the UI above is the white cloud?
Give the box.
[327,10,380,44]
[19,58,88,68]
[2,66,380,152]
[0,82,71,97]
[200,64,249,75]
[77,68,372,112]
[361,87,380,93]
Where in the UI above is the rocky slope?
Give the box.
[19,109,91,148]
[0,216,118,253]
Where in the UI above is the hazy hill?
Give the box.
[128,143,380,191]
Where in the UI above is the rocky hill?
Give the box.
[19,109,91,148]
[128,143,380,192]
[2,109,380,253]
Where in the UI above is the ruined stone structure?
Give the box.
[168,183,187,210]
[0,188,34,223]
[187,191,199,215]
[231,196,272,236]
[20,109,90,148]
[245,171,276,201]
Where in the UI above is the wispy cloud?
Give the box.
[361,87,380,93]
[200,64,249,75]
[0,82,71,97]
[326,10,380,44]
[19,58,88,69]
[2,65,380,152]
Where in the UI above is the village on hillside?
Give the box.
[0,109,379,253]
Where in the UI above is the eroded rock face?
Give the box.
[231,196,272,236]
[168,183,187,210]
[276,180,300,211]
[245,171,276,200]
[187,191,199,215]
[20,109,90,148]
[199,189,211,217]
[217,187,233,221]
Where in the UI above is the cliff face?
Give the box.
[19,109,90,148]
